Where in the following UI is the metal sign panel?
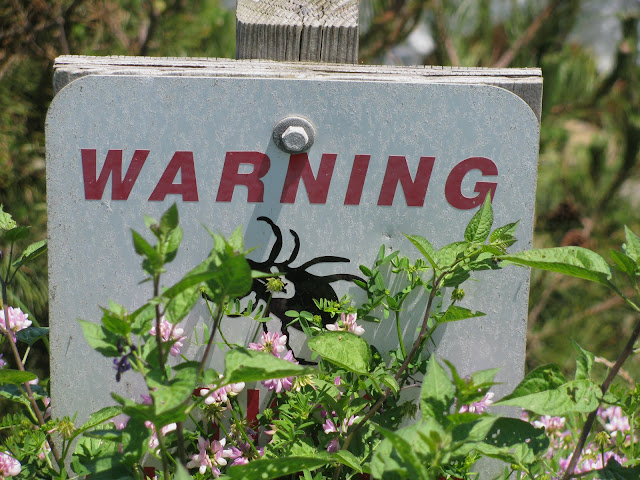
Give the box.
[46,73,539,423]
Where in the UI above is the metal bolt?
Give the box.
[273,116,315,154]
[281,125,309,152]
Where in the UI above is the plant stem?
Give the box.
[0,281,62,468]
[198,300,225,378]
[561,315,640,479]
[395,311,406,359]
[333,283,440,480]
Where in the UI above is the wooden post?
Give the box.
[235,0,359,64]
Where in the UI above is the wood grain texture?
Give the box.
[52,56,543,121]
[235,0,359,63]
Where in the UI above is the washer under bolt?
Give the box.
[273,116,315,154]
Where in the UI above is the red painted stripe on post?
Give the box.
[143,466,156,478]
[211,421,220,441]
[247,388,260,440]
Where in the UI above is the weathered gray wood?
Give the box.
[235,0,359,63]
[52,56,543,121]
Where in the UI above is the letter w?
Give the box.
[81,149,149,200]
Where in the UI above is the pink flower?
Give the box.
[0,307,31,343]
[228,443,264,466]
[560,446,627,474]
[323,414,360,451]
[0,354,6,369]
[42,397,51,420]
[145,421,177,452]
[186,437,233,477]
[323,419,338,434]
[249,331,287,356]
[261,350,297,393]
[334,376,341,386]
[533,415,566,434]
[459,392,494,414]
[599,406,631,434]
[326,313,364,336]
[199,375,245,405]
[0,452,21,478]
[149,317,186,357]
[326,438,340,452]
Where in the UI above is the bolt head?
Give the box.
[281,125,309,152]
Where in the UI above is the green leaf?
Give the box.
[222,348,313,386]
[596,459,640,479]
[308,331,370,375]
[439,305,485,323]
[464,193,493,243]
[371,424,429,480]
[148,362,199,417]
[404,234,436,269]
[0,369,37,385]
[0,205,17,231]
[434,241,467,268]
[3,226,29,243]
[332,450,362,473]
[490,221,519,243]
[101,309,131,336]
[371,420,444,479]
[175,463,192,480]
[159,203,178,233]
[76,454,134,480]
[497,364,600,415]
[497,364,563,403]
[623,226,640,264]
[420,358,455,422]
[227,225,245,252]
[164,226,183,259]
[11,240,47,269]
[78,319,120,357]
[226,455,331,479]
[359,265,372,277]
[610,249,638,277]
[131,229,155,257]
[0,385,31,406]
[160,271,221,301]
[75,406,123,437]
[205,249,253,302]
[500,246,612,285]
[15,326,49,346]
[471,417,549,465]
[130,303,156,335]
[572,340,595,381]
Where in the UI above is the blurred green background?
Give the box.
[1,0,639,384]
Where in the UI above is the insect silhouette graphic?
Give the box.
[243,216,362,347]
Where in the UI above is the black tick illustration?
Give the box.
[244,216,362,343]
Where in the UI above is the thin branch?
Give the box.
[561,315,640,479]
[493,0,561,68]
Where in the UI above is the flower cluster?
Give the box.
[186,437,233,477]
[326,312,364,336]
[149,317,186,357]
[0,452,21,479]
[112,341,136,382]
[458,392,494,414]
[249,331,287,356]
[322,412,360,452]
[0,307,31,343]
[199,375,245,405]
[524,406,632,476]
[249,331,297,392]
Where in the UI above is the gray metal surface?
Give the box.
[46,71,539,437]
